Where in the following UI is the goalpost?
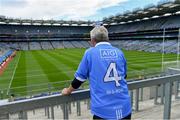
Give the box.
[162,28,180,72]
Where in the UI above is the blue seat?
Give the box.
[0,50,14,65]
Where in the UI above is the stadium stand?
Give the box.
[0,50,14,66]
[0,14,179,52]
[8,42,20,49]
[62,41,75,48]
[29,42,41,50]
[51,41,64,49]
[40,42,53,50]
[19,42,29,50]
[0,24,92,34]
[80,41,91,48]
[107,15,180,33]
[111,39,180,53]
[71,41,85,48]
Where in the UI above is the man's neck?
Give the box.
[95,42,111,47]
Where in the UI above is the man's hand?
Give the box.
[62,88,71,95]
[62,86,75,95]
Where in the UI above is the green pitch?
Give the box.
[0,48,178,98]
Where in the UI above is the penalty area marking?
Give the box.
[7,52,21,95]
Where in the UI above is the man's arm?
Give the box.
[62,50,89,95]
[62,78,84,95]
[125,74,127,79]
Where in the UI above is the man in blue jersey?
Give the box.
[62,26,132,119]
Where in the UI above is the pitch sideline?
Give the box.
[7,52,21,95]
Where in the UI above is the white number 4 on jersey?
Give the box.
[104,63,121,87]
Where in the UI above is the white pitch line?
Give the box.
[168,67,180,71]
[7,52,21,95]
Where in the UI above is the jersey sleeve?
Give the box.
[74,50,89,82]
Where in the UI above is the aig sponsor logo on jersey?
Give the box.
[100,49,118,59]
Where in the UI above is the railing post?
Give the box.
[174,81,179,99]
[63,103,69,120]
[47,107,50,119]
[130,91,133,110]
[24,111,28,120]
[135,89,139,111]
[84,99,87,104]
[178,81,180,98]
[6,114,9,119]
[154,85,158,105]
[87,99,90,109]
[33,110,35,115]
[163,81,172,119]
[51,106,54,120]
[160,84,165,104]
[68,103,72,114]
[18,111,23,119]
[140,88,143,101]
[77,101,81,116]
[18,111,28,120]
[45,107,47,116]
[73,102,75,107]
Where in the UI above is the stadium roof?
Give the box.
[0,0,179,26]
[0,16,94,26]
[103,0,180,25]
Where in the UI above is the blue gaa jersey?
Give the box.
[74,42,131,119]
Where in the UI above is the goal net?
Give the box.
[162,28,180,73]
[162,61,180,72]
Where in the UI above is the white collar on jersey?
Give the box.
[95,42,111,47]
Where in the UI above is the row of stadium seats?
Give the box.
[0,49,7,56]
[107,15,180,33]
[0,41,91,50]
[111,40,179,53]
[0,50,14,65]
[0,25,92,34]
[0,40,179,53]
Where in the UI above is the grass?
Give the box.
[0,48,178,98]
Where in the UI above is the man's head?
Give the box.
[90,26,109,47]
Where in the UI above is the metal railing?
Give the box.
[0,73,180,119]
[0,80,89,99]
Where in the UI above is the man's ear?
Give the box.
[91,39,96,47]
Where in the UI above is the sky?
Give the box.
[0,0,162,21]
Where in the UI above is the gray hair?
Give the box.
[90,26,109,42]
